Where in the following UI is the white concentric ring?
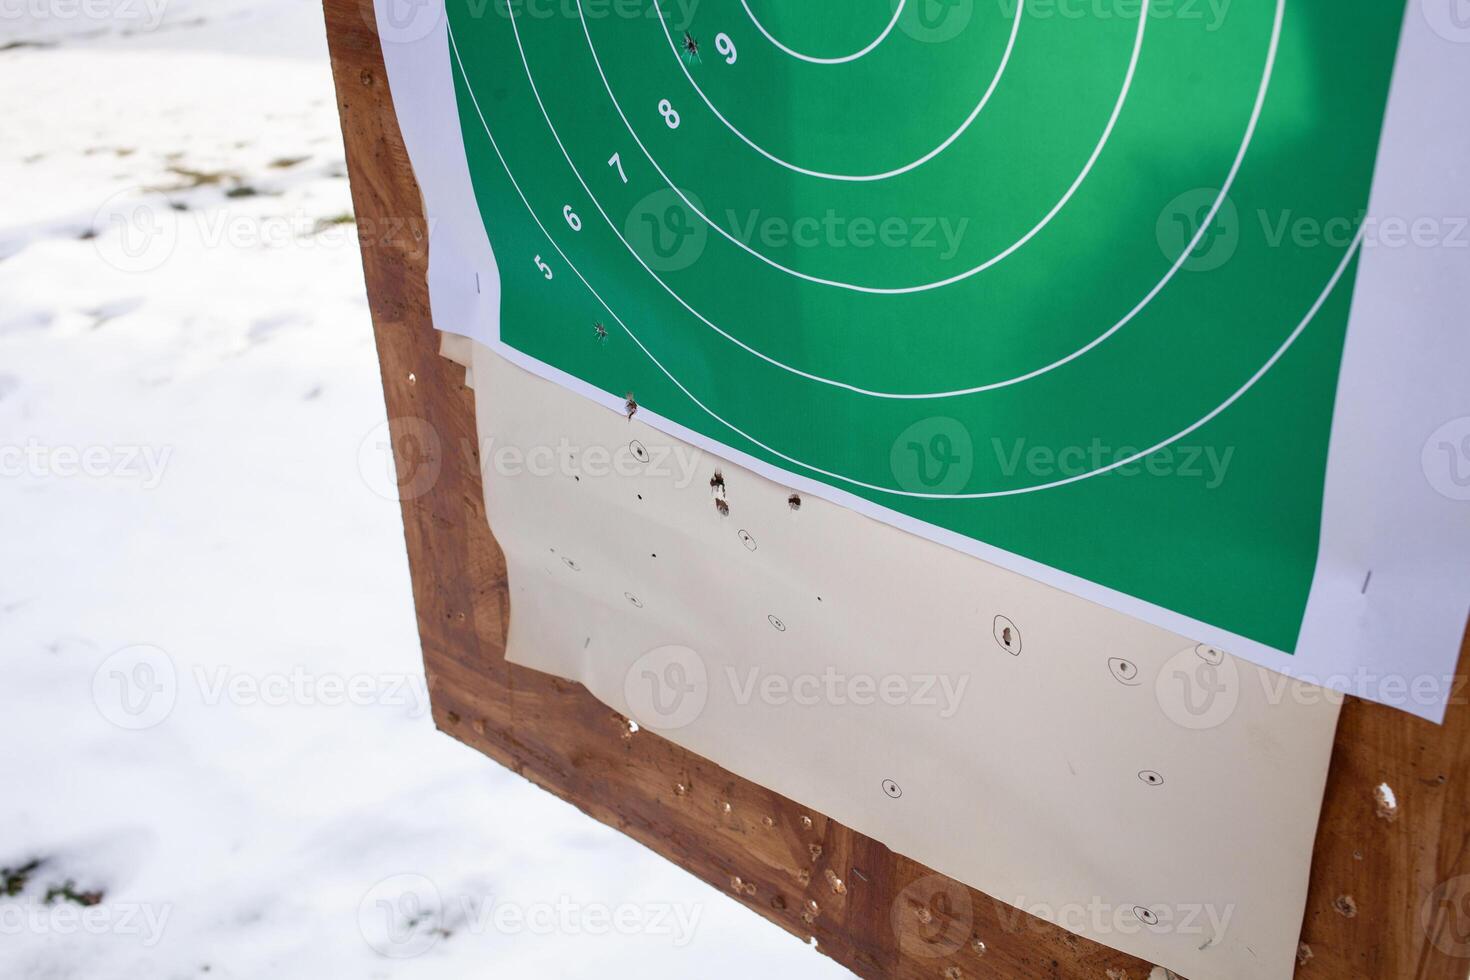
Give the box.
[449,17,1363,499]
[491,0,1280,398]
[741,0,905,65]
[661,0,1019,182]
[605,0,1140,292]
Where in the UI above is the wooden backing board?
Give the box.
[323,2,1470,975]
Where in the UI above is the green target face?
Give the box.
[442,0,1406,655]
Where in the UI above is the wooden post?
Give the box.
[323,2,1470,974]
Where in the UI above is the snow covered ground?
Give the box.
[0,3,852,976]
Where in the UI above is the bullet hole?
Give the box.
[1373,782,1398,821]
[624,393,638,418]
[593,321,607,342]
[1297,942,1313,965]
[711,470,729,515]
[788,493,802,511]
[1333,894,1358,918]
[1108,657,1141,686]
[993,615,1021,655]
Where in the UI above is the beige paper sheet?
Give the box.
[462,340,1341,980]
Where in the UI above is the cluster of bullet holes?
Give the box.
[555,444,817,650]
[710,470,728,516]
